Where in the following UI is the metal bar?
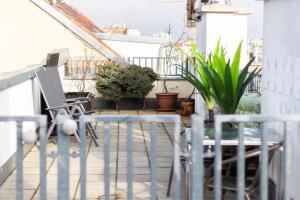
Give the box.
[39,117,48,200]
[57,122,70,200]
[174,119,181,200]
[80,119,87,200]
[104,122,110,200]
[283,122,291,200]
[151,58,154,70]
[191,115,204,200]
[16,121,23,200]
[214,120,222,200]
[260,123,269,200]
[214,114,300,123]
[81,115,179,123]
[151,122,157,200]
[237,123,245,200]
[127,122,133,200]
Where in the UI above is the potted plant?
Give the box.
[179,88,195,116]
[96,62,158,110]
[155,25,181,111]
[180,40,260,124]
[203,41,260,115]
[179,43,215,121]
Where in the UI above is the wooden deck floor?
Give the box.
[0,110,192,200]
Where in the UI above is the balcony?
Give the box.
[0,52,269,200]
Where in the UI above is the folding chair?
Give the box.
[204,143,281,200]
[35,67,99,146]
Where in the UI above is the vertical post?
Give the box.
[145,58,148,68]
[283,122,291,200]
[104,122,110,199]
[80,118,87,200]
[174,118,181,200]
[191,115,204,200]
[151,58,154,70]
[214,119,222,200]
[127,122,133,200]
[39,117,48,200]
[237,123,245,200]
[150,122,157,200]
[57,122,70,200]
[261,123,269,200]
[16,121,23,200]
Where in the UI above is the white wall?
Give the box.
[262,0,300,198]
[0,79,38,167]
[195,8,249,116]
[0,0,103,73]
[102,40,162,58]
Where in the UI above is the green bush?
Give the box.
[96,62,158,101]
[236,93,261,114]
[119,65,159,97]
[96,61,122,101]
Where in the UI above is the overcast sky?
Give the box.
[68,0,263,40]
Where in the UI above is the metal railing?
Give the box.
[0,116,47,200]
[65,57,190,79]
[190,114,294,200]
[3,113,295,200]
[78,115,182,200]
[245,74,262,94]
[127,57,189,78]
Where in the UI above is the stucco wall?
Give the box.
[0,0,103,73]
[262,0,300,198]
[0,79,39,167]
[195,10,249,116]
[102,40,162,58]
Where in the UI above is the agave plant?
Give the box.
[204,41,261,114]
[178,43,216,120]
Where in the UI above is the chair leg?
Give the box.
[244,193,251,200]
[86,123,99,147]
[87,122,98,139]
[167,162,174,197]
[73,130,81,144]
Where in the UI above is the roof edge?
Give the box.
[95,33,169,44]
[30,0,120,60]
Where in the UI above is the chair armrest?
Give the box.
[46,105,73,110]
[205,143,281,180]
[64,97,89,102]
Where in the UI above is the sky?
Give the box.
[68,0,263,40]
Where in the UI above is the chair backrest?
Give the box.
[35,67,66,119]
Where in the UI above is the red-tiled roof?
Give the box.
[100,27,128,35]
[44,0,121,57]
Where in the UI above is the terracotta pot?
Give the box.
[180,100,194,116]
[156,93,178,111]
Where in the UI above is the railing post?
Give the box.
[150,122,157,200]
[16,121,24,200]
[191,115,204,200]
[237,123,245,200]
[79,118,87,200]
[214,118,222,200]
[57,121,70,200]
[39,116,48,200]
